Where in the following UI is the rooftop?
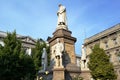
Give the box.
[84,23,120,44]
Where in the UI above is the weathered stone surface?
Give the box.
[80,70,91,80]
[53,68,65,80]
[48,27,81,80]
[84,23,120,80]
[47,4,81,80]
[48,29,77,66]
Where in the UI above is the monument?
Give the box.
[80,45,91,80]
[41,48,47,71]
[81,44,88,70]
[53,38,64,68]
[52,38,65,80]
[56,4,68,30]
[37,48,51,80]
[48,4,80,80]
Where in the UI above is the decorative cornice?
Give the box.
[48,29,76,43]
[84,23,120,44]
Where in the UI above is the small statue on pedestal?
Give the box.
[41,48,47,71]
[54,38,64,68]
[81,45,87,69]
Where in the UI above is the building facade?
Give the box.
[83,23,120,80]
[0,31,36,55]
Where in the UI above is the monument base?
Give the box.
[65,63,81,80]
[53,68,65,80]
[56,25,68,30]
[80,70,91,80]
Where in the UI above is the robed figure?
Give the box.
[54,38,64,68]
[57,4,68,30]
[81,45,87,68]
[41,48,47,71]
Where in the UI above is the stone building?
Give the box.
[82,23,120,80]
[0,31,36,55]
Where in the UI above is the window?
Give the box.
[107,52,110,56]
[118,52,120,62]
[26,48,31,55]
[90,45,93,49]
[113,38,117,45]
[116,49,120,62]
[107,52,111,62]
[114,69,117,73]
[105,42,108,48]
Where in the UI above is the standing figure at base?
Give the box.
[81,45,87,68]
[54,38,64,68]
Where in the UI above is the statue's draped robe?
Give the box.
[55,42,64,57]
[57,5,67,26]
[54,41,64,67]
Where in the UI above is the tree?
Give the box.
[19,52,36,80]
[88,44,117,80]
[31,39,50,73]
[0,31,35,80]
[72,76,84,80]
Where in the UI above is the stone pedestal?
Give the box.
[46,4,82,80]
[48,28,77,65]
[53,68,65,80]
[48,27,81,80]
[80,70,91,80]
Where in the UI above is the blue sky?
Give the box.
[0,0,120,55]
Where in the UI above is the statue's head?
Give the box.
[59,4,62,7]
[56,38,60,43]
[43,48,46,51]
[82,44,84,48]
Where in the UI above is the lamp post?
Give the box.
[45,71,49,75]
[37,71,49,80]
[36,76,39,80]
[39,76,43,80]
[45,71,49,80]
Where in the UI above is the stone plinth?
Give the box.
[48,28,81,80]
[80,70,91,80]
[56,25,68,30]
[65,63,81,79]
[53,68,65,80]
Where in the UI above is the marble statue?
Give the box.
[42,48,47,71]
[81,45,86,61]
[57,4,68,30]
[54,38,64,68]
[81,45,87,68]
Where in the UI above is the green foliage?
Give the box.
[31,39,50,72]
[0,31,35,80]
[72,76,84,80]
[88,44,117,80]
